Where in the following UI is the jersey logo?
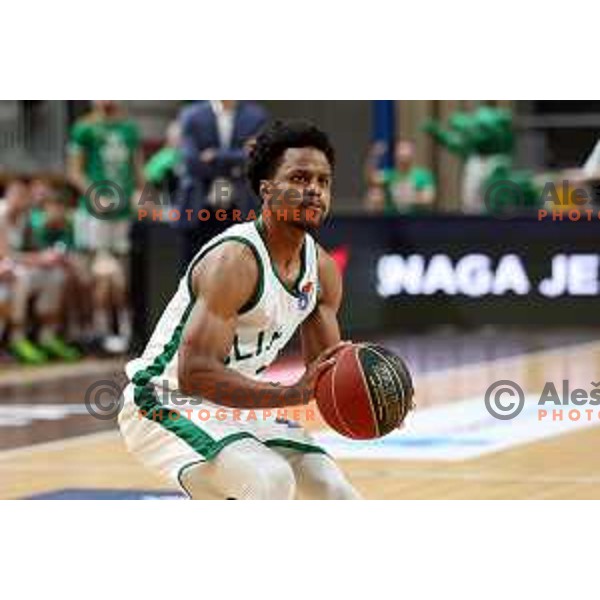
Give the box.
[298,281,313,311]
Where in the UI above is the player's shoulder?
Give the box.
[315,243,343,301]
[315,243,338,274]
[204,235,259,270]
[189,237,261,313]
[189,227,261,298]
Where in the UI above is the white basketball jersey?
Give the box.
[126,220,320,394]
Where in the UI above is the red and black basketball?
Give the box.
[315,343,414,440]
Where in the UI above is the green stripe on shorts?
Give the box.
[265,439,327,455]
[133,385,256,460]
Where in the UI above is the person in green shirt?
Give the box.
[30,193,94,352]
[30,195,74,251]
[68,101,144,238]
[67,101,144,355]
[0,179,80,364]
[381,139,436,215]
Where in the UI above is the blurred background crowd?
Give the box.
[1,100,600,366]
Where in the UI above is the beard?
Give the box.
[289,205,325,232]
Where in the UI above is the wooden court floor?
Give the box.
[2,338,600,499]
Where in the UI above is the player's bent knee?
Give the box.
[250,458,296,500]
[299,455,361,500]
[321,478,361,500]
[305,470,359,499]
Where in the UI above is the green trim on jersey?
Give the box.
[186,236,265,315]
[132,302,194,388]
[134,385,326,471]
[254,217,307,298]
[134,385,256,460]
[132,235,265,390]
[129,220,326,464]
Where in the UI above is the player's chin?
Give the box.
[290,214,323,233]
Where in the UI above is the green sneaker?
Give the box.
[9,338,49,366]
[39,334,81,362]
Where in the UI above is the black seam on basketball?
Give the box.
[384,350,415,415]
[358,344,411,434]
[329,352,355,438]
[367,345,414,421]
[353,345,381,438]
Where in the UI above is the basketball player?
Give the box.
[119,120,361,500]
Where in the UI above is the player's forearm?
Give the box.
[179,357,308,409]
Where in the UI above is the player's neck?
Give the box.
[259,215,305,266]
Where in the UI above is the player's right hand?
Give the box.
[295,340,352,402]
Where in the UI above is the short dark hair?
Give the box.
[246,119,335,197]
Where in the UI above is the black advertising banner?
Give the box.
[132,216,600,349]
[316,216,600,332]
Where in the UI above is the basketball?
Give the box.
[315,343,415,439]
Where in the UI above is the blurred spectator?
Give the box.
[67,100,144,354]
[29,177,55,209]
[558,139,600,208]
[144,120,183,203]
[29,191,93,349]
[363,141,387,213]
[364,184,387,214]
[0,178,79,364]
[176,100,269,267]
[381,140,436,214]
